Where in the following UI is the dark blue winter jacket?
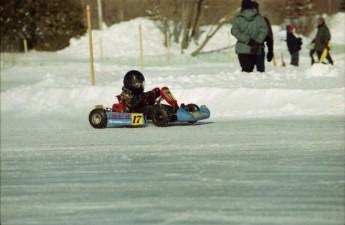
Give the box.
[286,27,302,54]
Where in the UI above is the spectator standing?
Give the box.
[251,1,274,72]
[286,25,302,66]
[311,17,334,65]
[231,0,268,72]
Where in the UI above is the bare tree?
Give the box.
[180,0,208,52]
[191,7,239,56]
[172,1,180,43]
[191,0,206,45]
[285,0,316,36]
[180,0,193,51]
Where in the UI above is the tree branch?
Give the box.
[191,8,239,57]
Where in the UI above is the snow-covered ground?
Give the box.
[1,13,345,225]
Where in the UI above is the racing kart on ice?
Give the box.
[89,87,210,128]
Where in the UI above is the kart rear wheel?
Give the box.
[152,106,169,127]
[89,108,107,128]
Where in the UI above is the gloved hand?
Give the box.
[247,38,260,47]
[248,39,262,55]
[144,91,154,99]
[250,46,259,54]
[321,40,329,49]
[151,88,160,98]
[144,90,159,105]
[266,51,273,62]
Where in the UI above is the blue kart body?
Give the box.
[89,87,210,128]
[176,105,210,122]
[106,112,148,127]
[101,105,210,128]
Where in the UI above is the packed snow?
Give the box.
[1,15,345,121]
[1,13,344,225]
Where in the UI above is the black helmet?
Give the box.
[123,70,145,93]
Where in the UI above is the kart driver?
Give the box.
[120,70,159,116]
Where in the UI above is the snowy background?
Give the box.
[1,13,345,225]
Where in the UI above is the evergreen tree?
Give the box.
[33,0,86,51]
[0,0,86,52]
[0,0,36,51]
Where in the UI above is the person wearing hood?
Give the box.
[231,0,268,72]
[311,17,333,65]
[286,25,302,66]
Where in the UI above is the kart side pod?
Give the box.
[89,105,148,128]
[177,105,210,122]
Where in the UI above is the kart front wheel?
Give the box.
[89,108,107,128]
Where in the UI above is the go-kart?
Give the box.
[89,86,210,128]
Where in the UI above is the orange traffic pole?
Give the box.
[281,52,286,67]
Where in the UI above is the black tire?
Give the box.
[151,105,170,127]
[89,108,107,128]
[185,104,200,112]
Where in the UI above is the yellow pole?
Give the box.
[86,5,95,86]
[139,24,144,69]
[23,39,28,65]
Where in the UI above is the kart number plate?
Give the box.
[131,113,144,125]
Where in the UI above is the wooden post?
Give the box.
[86,5,95,86]
[139,24,144,69]
[23,39,28,65]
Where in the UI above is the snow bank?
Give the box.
[1,14,345,125]
[59,18,172,58]
[1,62,344,121]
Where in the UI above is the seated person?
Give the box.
[120,70,159,117]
